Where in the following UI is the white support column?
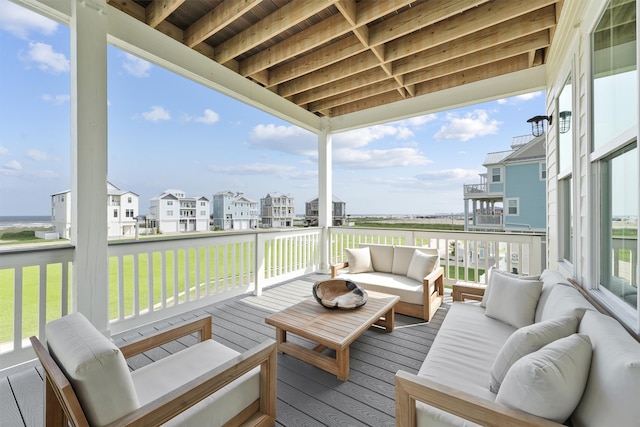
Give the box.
[70,0,109,333]
[318,118,332,272]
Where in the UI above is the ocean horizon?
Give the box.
[0,215,53,230]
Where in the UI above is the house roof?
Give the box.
[306,195,345,203]
[503,134,546,162]
[103,0,562,132]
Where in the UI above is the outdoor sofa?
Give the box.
[330,244,444,321]
[395,269,640,426]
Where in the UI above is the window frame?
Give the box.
[505,198,519,216]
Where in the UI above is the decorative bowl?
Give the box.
[312,279,368,309]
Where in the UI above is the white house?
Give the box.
[212,191,259,230]
[147,189,209,233]
[260,192,295,228]
[51,182,139,239]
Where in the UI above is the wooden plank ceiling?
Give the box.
[108,0,564,118]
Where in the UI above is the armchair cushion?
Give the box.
[489,316,579,393]
[131,339,260,426]
[361,244,394,273]
[345,247,374,273]
[484,273,543,329]
[407,250,439,282]
[44,312,140,426]
[496,334,592,423]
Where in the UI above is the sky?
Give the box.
[0,0,546,217]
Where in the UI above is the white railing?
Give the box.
[330,228,545,285]
[1,226,544,370]
[0,228,321,370]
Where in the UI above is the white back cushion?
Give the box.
[361,244,394,273]
[345,247,374,273]
[496,334,592,424]
[484,273,543,329]
[489,316,579,393]
[573,310,640,427]
[406,250,439,282]
[392,246,438,276]
[45,312,140,426]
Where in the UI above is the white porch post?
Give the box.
[70,0,109,333]
[318,118,332,272]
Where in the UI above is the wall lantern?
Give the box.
[527,115,553,137]
[559,111,572,134]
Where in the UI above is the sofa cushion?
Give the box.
[338,272,428,305]
[496,334,592,424]
[489,315,579,393]
[361,244,394,273]
[345,247,373,273]
[534,270,573,322]
[407,250,438,282]
[45,313,140,426]
[572,310,640,427]
[481,268,541,308]
[392,246,438,276]
[132,339,260,427]
[484,273,543,329]
[538,283,595,322]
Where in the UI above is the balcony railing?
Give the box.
[475,214,503,226]
[463,183,487,196]
[0,227,544,370]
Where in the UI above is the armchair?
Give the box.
[30,313,276,426]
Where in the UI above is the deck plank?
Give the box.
[0,273,448,427]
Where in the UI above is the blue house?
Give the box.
[463,135,546,233]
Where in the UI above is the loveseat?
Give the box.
[395,269,640,426]
[331,244,444,321]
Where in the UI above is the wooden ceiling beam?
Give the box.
[265,0,413,87]
[184,0,261,48]
[335,0,357,26]
[293,67,389,106]
[146,0,185,28]
[239,13,352,77]
[214,0,333,65]
[391,7,557,76]
[309,79,400,112]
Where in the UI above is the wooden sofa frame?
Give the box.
[30,316,277,427]
[331,262,444,321]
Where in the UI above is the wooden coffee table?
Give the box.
[264,290,400,381]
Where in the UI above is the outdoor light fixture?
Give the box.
[559,110,572,134]
[527,115,553,137]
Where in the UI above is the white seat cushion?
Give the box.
[337,271,428,305]
[45,313,140,426]
[132,339,260,427]
[496,334,593,424]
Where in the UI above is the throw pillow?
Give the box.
[496,334,593,423]
[345,247,374,273]
[489,316,579,393]
[484,273,543,329]
[406,250,439,282]
[481,268,541,308]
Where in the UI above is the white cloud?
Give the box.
[434,109,501,142]
[26,149,48,161]
[24,42,69,73]
[209,162,299,178]
[0,0,58,39]
[334,147,431,169]
[3,160,22,171]
[194,109,220,125]
[42,94,70,105]
[0,146,8,155]
[415,168,480,183]
[123,53,151,77]
[142,106,170,121]
[250,124,316,156]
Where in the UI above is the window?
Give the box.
[113,209,118,218]
[167,201,173,206]
[558,73,573,264]
[505,198,519,215]
[591,0,638,318]
[167,210,173,216]
[491,167,502,183]
[200,210,206,216]
[560,176,573,263]
[540,162,547,180]
[128,197,132,203]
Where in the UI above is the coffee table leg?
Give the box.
[336,347,349,381]
[275,328,286,353]
[384,306,395,331]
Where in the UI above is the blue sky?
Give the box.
[0,0,545,217]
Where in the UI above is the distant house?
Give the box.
[260,192,294,228]
[463,135,546,232]
[304,196,347,226]
[51,181,139,239]
[147,189,209,233]
[212,191,259,230]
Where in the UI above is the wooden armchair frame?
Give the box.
[395,371,564,427]
[30,316,277,427]
[331,262,444,321]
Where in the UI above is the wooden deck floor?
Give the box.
[1,273,450,427]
